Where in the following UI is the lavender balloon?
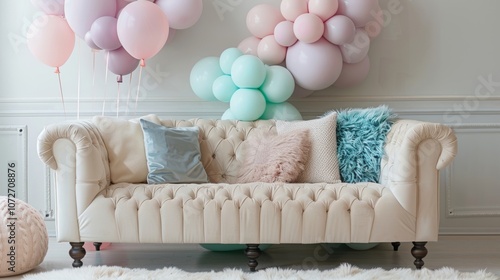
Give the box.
[107,47,139,76]
[91,16,121,51]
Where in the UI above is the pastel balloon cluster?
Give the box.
[190,48,302,121]
[27,0,203,77]
[238,0,380,94]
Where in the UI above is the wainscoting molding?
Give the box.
[444,124,500,217]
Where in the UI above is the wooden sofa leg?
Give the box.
[245,244,261,272]
[69,242,86,268]
[411,242,428,269]
[93,242,102,251]
[391,242,401,251]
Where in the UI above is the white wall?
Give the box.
[1,0,499,235]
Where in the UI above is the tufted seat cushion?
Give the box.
[77,182,415,244]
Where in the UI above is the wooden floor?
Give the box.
[6,235,500,279]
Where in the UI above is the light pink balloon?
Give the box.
[117,1,169,61]
[308,0,338,21]
[238,36,261,56]
[107,47,139,76]
[156,0,203,30]
[90,16,121,50]
[274,20,297,47]
[31,0,65,16]
[337,0,380,27]
[323,15,356,45]
[280,0,308,22]
[64,0,116,39]
[257,35,286,65]
[84,31,101,50]
[286,38,343,91]
[27,15,75,68]
[334,56,370,88]
[339,28,370,63]
[246,4,284,39]
[293,13,324,44]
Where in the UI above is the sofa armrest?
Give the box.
[380,120,457,240]
[37,120,110,241]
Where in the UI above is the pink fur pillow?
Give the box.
[238,128,311,183]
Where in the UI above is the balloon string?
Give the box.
[77,39,81,120]
[92,49,97,86]
[55,67,66,119]
[102,52,110,116]
[116,82,121,118]
[135,66,143,115]
[126,73,133,116]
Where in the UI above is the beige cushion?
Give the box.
[237,128,311,183]
[276,113,341,183]
[0,198,48,276]
[94,114,161,183]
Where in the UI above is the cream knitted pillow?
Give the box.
[276,113,341,183]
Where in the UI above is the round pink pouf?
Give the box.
[0,197,48,277]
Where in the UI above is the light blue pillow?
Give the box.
[140,119,208,184]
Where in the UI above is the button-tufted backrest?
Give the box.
[159,119,276,183]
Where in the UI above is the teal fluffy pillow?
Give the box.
[330,105,396,183]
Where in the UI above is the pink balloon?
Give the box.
[31,0,65,16]
[285,38,343,91]
[334,56,370,88]
[156,0,203,30]
[337,0,380,27]
[117,1,169,61]
[323,15,356,45]
[90,16,121,51]
[280,0,308,22]
[308,0,338,21]
[238,36,261,56]
[64,0,116,39]
[107,47,139,76]
[246,4,284,39]
[293,13,324,44]
[27,15,75,68]
[274,20,297,47]
[339,28,370,63]
[84,31,101,50]
[257,35,286,65]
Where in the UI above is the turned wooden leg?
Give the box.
[411,242,428,269]
[93,242,102,251]
[69,242,86,268]
[391,242,401,251]
[245,244,261,272]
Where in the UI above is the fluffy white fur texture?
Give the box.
[23,263,498,280]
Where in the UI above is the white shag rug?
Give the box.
[22,263,499,280]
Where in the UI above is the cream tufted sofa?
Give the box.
[37,114,457,271]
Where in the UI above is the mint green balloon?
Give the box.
[190,56,224,101]
[260,102,303,120]
[231,55,266,88]
[219,47,243,74]
[221,108,236,120]
[200,244,273,252]
[213,75,238,103]
[260,65,295,103]
[230,88,266,121]
[345,243,379,250]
